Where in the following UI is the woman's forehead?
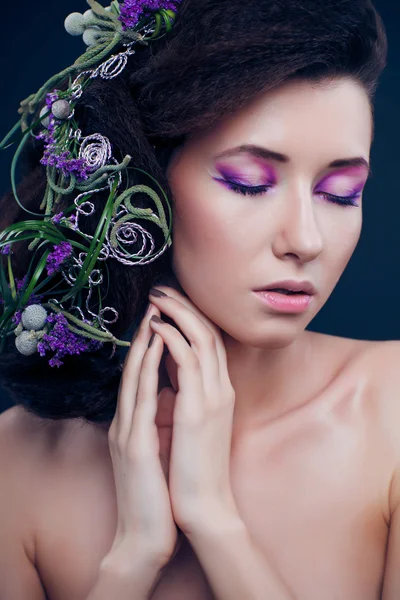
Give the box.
[181,78,372,165]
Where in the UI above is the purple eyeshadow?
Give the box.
[214,161,367,201]
[316,182,364,198]
[215,162,275,186]
[316,166,368,197]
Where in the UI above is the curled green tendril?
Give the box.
[1,2,177,354]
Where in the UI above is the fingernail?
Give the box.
[149,288,168,298]
[148,332,156,348]
[151,315,164,325]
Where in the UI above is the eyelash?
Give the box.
[222,181,360,207]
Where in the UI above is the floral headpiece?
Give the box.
[0,0,180,368]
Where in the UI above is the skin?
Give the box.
[3,76,400,599]
[166,76,370,435]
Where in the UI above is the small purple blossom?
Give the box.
[46,91,59,110]
[69,214,78,230]
[35,91,90,182]
[0,244,11,255]
[119,0,181,30]
[28,293,44,306]
[35,107,57,144]
[46,242,73,276]
[16,276,27,293]
[37,312,102,368]
[12,310,22,325]
[14,277,43,304]
[0,275,43,309]
[41,149,90,182]
[51,212,64,224]
[34,130,47,141]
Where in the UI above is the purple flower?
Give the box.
[41,150,90,182]
[51,212,64,224]
[12,310,22,325]
[37,312,102,367]
[46,241,73,276]
[14,277,43,304]
[28,293,44,306]
[15,276,27,293]
[0,275,43,310]
[46,91,59,110]
[68,214,78,230]
[36,91,90,182]
[15,275,43,306]
[0,244,11,255]
[119,0,181,30]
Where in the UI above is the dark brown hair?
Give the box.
[0,0,387,424]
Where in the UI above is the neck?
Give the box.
[223,329,319,438]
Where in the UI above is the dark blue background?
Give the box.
[1,0,399,412]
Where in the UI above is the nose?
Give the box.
[271,190,323,264]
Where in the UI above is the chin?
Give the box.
[224,320,306,350]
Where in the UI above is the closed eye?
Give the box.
[216,180,273,196]
[218,179,361,206]
[316,191,361,207]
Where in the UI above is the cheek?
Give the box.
[323,212,362,282]
[172,200,241,297]
[171,183,243,279]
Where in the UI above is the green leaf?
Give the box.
[7,256,17,301]
[60,179,119,302]
[0,257,12,307]
[20,250,51,307]
[0,120,22,151]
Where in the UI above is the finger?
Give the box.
[151,285,225,347]
[148,318,205,418]
[153,286,220,337]
[112,303,160,442]
[130,332,165,453]
[151,285,227,368]
[155,386,176,429]
[149,294,220,387]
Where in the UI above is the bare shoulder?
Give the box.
[307,329,381,369]
[0,403,78,502]
[307,331,400,409]
[0,406,98,518]
[0,405,55,570]
[347,339,400,501]
[0,404,86,459]
[324,334,400,405]
[0,404,51,472]
[350,337,400,389]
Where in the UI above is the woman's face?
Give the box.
[167,77,372,348]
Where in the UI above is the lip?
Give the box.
[253,289,314,314]
[253,279,316,295]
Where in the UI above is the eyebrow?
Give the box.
[215,144,372,178]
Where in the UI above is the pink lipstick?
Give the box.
[253,280,316,313]
[254,290,313,313]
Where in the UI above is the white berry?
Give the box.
[64,12,85,36]
[83,27,102,46]
[39,106,50,128]
[15,331,39,356]
[83,9,94,24]
[51,100,72,120]
[21,304,48,331]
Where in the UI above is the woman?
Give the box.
[0,0,396,598]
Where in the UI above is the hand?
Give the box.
[107,302,180,569]
[148,286,239,536]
